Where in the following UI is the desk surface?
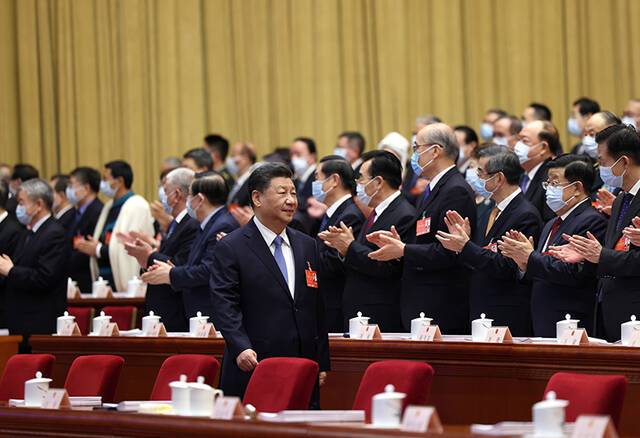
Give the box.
[67,297,146,307]
[30,336,640,435]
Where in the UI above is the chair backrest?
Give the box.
[0,354,56,401]
[243,357,319,412]
[101,306,137,331]
[544,372,628,427]
[352,360,435,423]
[66,307,94,335]
[64,355,124,403]
[150,355,220,400]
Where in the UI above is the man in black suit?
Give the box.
[513,120,562,222]
[210,163,329,398]
[125,168,199,331]
[0,181,23,327]
[367,123,476,334]
[290,137,318,235]
[313,156,365,332]
[7,164,39,216]
[66,167,104,293]
[227,142,259,207]
[50,174,75,232]
[499,155,607,337]
[320,151,415,332]
[0,179,68,352]
[437,146,542,336]
[555,125,640,342]
[142,174,239,320]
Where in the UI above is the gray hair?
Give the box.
[166,167,195,195]
[416,114,442,126]
[20,178,54,210]
[477,145,523,185]
[163,156,182,168]
[419,123,459,161]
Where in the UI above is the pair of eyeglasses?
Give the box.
[542,181,569,190]
[411,142,441,153]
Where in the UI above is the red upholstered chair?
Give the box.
[101,306,137,331]
[0,354,56,401]
[64,355,124,403]
[150,355,220,400]
[352,360,435,423]
[243,358,319,412]
[544,372,628,427]
[67,307,94,335]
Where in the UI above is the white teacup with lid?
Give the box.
[142,311,161,334]
[189,376,223,417]
[24,371,52,407]
[410,312,433,339]
[92,276,108,296]
[556,314,579,339]
[471,313,493,342]
[57,311,76,335]
[92,310,112,334]
[189,312,209,336]
[371,384,406,428]
[349,311,370,339]
[170,374,191,415]
[532,390,569,437]
[621,315,640,346]
[127,276,145,296]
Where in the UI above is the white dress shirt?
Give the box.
[326,194,352,218]
[55,205,73,220]
[374,190,401,223]
[200,206,223,231]
[523,162,544,193]
[253,216,295,297]
[429,165,456,191]
[494,188,522,220]
[31,214,51,233]
[0,211,7,225]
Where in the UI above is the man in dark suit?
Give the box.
[290,137,318,235]
[556,125,640,342]
[514,120,563,222]
[437,146,542,336]
[320,151,414,332]
[368,124,476,334]
[50,174,75,232]
[0,181,23,328]
[143,174,239,320]
[499,155,608,337]
[210,163,330,398]
[0,179,68,352]
[125,168,199,331]
[313,156,364,332]
[227,142,259,207]
[66,167,104,293]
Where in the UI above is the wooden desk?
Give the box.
[0,407,489,437]
[30,336,640,436]
[0,336,21,377]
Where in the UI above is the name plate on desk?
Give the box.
[98,323,119,337]
[42,389,71,410]
[401,406,443,433]
[572,415,618,438]
[558,328,588,345]
[212,396,244,420]
[58,322,81,336]
[93,286,113,299]
[359,324,382,340]
[415,324,442,342]
[485,327,512,343]
[194,323,217,338]
[144,322,167,337]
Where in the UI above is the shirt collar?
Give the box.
[32,214,51,233]
[496,188,521,212]
[77,199,91,215]
[299,164,316,185]
[253,216,290,247]
[429,165,456,191]
[375,190,401,218]
[326,194,352,218]
[200,206,223,230]
[0,211,7,225]
[527,162,544,181]
[55,205,74,219]
[174,208,188,224]
[560,198,590,221]
[628,178,640,196]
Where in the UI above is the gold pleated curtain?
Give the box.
[1,0,639,199]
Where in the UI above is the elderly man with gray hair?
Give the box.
[367,123,477,334]
[0,178,69,352]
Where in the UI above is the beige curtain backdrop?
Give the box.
[1,0,639,199]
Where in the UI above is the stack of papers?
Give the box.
[117,400,171,412]
[258,410,364,423]
[9,396,102,408]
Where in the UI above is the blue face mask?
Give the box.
[186,196,198,220]
[356,178,379,207]
[410,145,435,176]
[159,187,173,214]
[467,168,496,199]
[225,157,239,175]
[333,147,348,159]
[66,186,82,206]
[545,182,577,212]
[514,141,532,164]
[100,180,117,198]
[567,117,582,137]
[480,122,493,140]
[581,135,597,158]
[312,178,331,203]
[599,157,626,189]
[15,204,33,226]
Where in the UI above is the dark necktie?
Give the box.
[319,214,330,232]
[520,174,531,193]
[361,210,377,236]
[167,219,178,238]
[615,193,634,233]
[544,217,563,250]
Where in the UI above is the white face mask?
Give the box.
[621,116,637,129]
[513,141,532,164]
[581,135,597,158]
[291,156,309,176]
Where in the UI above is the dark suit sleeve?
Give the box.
[209,238,252,359]
[314,241,331,371]
[7,229,68,292]
[458,213,541,281]
[148,224,198,267]
[598,247,640,278]
[320,211,363,278]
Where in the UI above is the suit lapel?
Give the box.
[289,229,307,304]
[550,201,590,247]
[484,193,521,243]
[187,210,221,265]
[611,193,640,245]
[327,198,352,228]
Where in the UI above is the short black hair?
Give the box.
[538,121,563,157]
[547,154,595,193]
[204,134,230,160]
[247,163,293,207]
[51,174,70,194]
[183,148,213,171]
[70,166,101,193]
[105,160,134,189]
[358,150,402,189]
[573,97,600,117]
[528,102,553,121]
[11,163,39,182]
[319,155,356,193]
[477,145,523,185]
[191,175,228,206]
[454,125,479,145]
[599,125,640,164]
[293,137,317,155]
[339,131,366,156]
[0,180,8,209]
